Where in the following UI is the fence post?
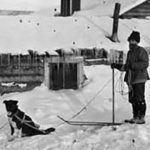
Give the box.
[18,54,21,70]
[8,54,10,66]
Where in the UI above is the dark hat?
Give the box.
[128,31,140,43]
[3,100,18,105]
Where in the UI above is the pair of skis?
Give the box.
[57,68,121,127]
[58,115,123,126]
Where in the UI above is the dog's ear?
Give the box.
[3,100,8,104]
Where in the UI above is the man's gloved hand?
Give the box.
[110,63,123,70]
[111,63,117,69]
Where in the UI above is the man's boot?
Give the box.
[135,102,146,124]
[124,103,139,123]
[134,116,145,124]
[124,117,138,123]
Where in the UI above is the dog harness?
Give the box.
[12,112,40,131]
[14,113,31,124]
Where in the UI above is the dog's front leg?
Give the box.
[8,128,22,142]
[10,124,14,135]
[7,118,15,142]
[9,120,22,140]
[8,118,14,135]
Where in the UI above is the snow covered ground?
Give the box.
[0,0,150,149]
[0,65,150,150]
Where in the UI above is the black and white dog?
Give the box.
[3,100,55,139]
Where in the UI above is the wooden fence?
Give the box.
[0,53,44,83]
[0,48,110,83]
[0,54,44,67]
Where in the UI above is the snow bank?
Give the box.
[0,65,150,149]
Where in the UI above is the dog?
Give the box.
[3,100,55,139]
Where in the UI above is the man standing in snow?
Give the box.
[111,31,149,124]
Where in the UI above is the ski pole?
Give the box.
[112,68,115,124]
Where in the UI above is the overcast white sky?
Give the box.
[0,0,60,10]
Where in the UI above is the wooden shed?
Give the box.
[120,0,150,19]
[44,56,84,90]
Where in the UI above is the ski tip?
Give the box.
[57,115,65,121]
[57,115,62,119]
[57,115,68,123]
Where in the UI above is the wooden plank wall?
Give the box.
[0,54,44,83]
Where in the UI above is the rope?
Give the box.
[115,72,129,100]
[66,71,119,121]
[115,72,126,94]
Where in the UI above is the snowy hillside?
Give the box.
[0,0,150,150]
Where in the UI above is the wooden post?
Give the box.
[18,54,21,69]
[0,55,1,66]
[8,54,10,66]
[62,60,65,89]
[70,0,73,15]
[0,54,2,66]
[111,3,121,42]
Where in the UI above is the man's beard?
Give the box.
[129,44,137,50]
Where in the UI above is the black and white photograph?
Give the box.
[0,0,150,149]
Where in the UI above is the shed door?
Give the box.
[65,63,77,89]
[50,63,63,90]
[50,63,78,90]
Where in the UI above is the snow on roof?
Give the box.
[77,0,148,17]
[120,0,147,15]
[0,0,150,55]
[0,0,60,11]
[0,15,109,54]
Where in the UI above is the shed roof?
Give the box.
[120,0,147,16]
[77,0,149,17]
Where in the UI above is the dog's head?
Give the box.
[3,100,18,117]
